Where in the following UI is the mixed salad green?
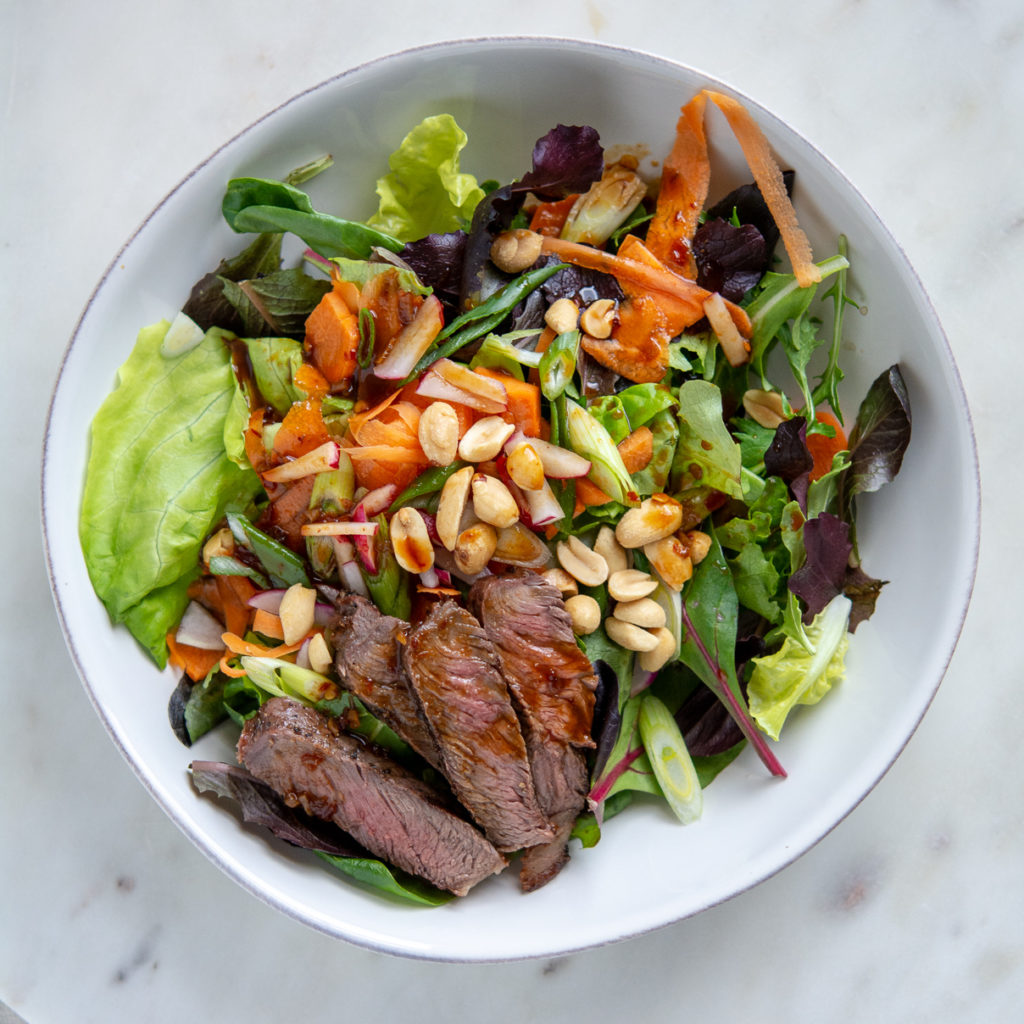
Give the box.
[80,97,911,902]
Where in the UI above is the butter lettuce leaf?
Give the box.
[80,322,263,658]
[747,594,852,740]
[368,114,484,241]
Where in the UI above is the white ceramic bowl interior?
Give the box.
[43,37,978,961]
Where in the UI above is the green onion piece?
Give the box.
[207,555,270,590]
[637,694,703,825]
[226,512,311,588]
[564,399,639,506]
[387,463,468,514]
[357,308,375,369]
[539,329,580,401]
[401,262,567,383]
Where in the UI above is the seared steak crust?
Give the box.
[469,571,598,749]
[236,698,505,896]
[469,571,599,890]
[325,594,442,770]
[402,600,554,852]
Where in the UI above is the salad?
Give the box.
[79,91,911,903]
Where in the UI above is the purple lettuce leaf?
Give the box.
[189,760,364,857]
[400,230,467,319]
[516,124,605,199]
[843,563,888,632]
[693,219,768,302]
[764,416,814,486]
[845,365,912,498]
[788,512,853,620]
[704,170,795,258]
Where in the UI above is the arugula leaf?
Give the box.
[80,323,263,654]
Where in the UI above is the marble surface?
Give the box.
[2,1,1020,1020]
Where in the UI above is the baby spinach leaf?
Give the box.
[223,177,402,259]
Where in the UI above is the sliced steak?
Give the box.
[402,600,554,853]
[469,571,599,890]
[236,697,506,896]
[324,594,442,771]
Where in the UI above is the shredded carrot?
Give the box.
[214,575,256,637]
[702,90,820,288]
[294,361,329,400]
[221,632,307,658]
[304,289,361,384]
[529,194,579,236]
[166,633,223,683]
[219,655,249,678]
[575,477,613,509]
[416,586,462,597]
[645,92,710,277]
[474,367,543,437]
[344,444,428,462]
[347,387,402,436]
[617,427,654,474]
[251,608,285,641]
[273,396,331,459]
[244,406,273,476]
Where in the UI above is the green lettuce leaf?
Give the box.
[80,322,263,656]
[243,336,305,415]
[670,380,743,498]
[367,114,485,241]
[747,594,852,740]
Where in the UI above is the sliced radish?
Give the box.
[295,637,312,670]
[527,436,592,479]
[160,311,205,358]
[419,567,440,589]
[313,602,334,628]
[354,482,399,519]
[416,358,508,414]
[373,295,444,379]
[247,589,286,614]
[176,600,226,650]
[339,560,369,597]
[262,441,341,484]
[331,537,355,568]
[300,521,379,537]
[524,478,565,527]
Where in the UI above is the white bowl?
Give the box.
[42,37,978,961]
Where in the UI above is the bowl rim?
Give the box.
[40,35,981,961]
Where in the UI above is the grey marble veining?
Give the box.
[3,1,1021,1021]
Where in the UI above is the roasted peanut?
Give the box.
[605,616,659,653]
[307,632,333,676]
[565,594,601,636]
[579,298,616,339]
[541,567,579,597]
[615,493,684,549]
[202,527,234,564]
[471,473,520,529]
[594,525,629,576]
[458,416,516,463]
[490,229,544,273]
[742,388,787,429]
[506,441,545,492]
[638,627,676,672]
[643,535,693,592]
[607,569,658,603]
[544,297,579,335]
[436,465,474,551]
[418,401,460,466]
[454,522,498,576]
[555,535,609,587]
[493,522,551,568]
[612,597,666,629]
[279,583,316,645]
[686,529,712,565]
[391,506,435,574]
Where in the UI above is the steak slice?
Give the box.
[402,600,554,853]
[469,571,599,890]
[324,594,442,771]
[236,698,505,896]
